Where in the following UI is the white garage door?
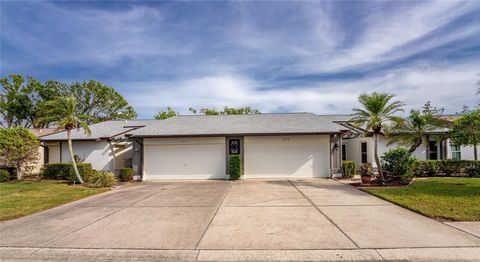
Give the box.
[244,135,331,178]
[143,137,226,180]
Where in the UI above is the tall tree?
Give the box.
[189,106,260,115]
[350,92,404,183]
[0,128,40,180]
[449,109,480,160]
[36,97,91,183]
[0,74,43,128]
[385,102,449,153]
[154,107,178,120]
[64,80,137,123]
[1,74,137,127]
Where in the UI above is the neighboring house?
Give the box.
[38,113,476,180]
[335,116,476,169]
[39,120,152,173]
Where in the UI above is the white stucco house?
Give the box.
[38,113,476,180]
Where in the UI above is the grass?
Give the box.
[362,178,480,221]
[0,180,110,221]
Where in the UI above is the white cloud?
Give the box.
[122,62,479,117]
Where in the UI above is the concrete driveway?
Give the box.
[1,179,480,261]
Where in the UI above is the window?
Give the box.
[428,141,438,160]
[341,144,347,161]
[451,144,461,160]
[361,142,368,163]
[229,139,240,155]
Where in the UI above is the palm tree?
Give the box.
[36,97,91,184]
[385,109,449,153]
[350,92,404,183]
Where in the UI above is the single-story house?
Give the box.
[39,113,476,180]
[40,113,345,180]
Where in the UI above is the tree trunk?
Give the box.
[16,164,22,180]
[409,138,422,153]
[67,130,83,184]
[474,144,478,161]
[374,133,384,184]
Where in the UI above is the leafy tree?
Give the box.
[350,92,404,183]
[0,74,43,128]
[64,80,137,123]
[154,107,178,120]
[189,106,260,115]
[0,128,40,180]
[449,109,480,160]
[1,74,137,127]
[36,97,91,184]
[385,102,449,153]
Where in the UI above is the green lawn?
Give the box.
[0,180,110,221]
[362,178,480,221]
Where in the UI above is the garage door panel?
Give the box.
[144,138,226,180]
[244,135,330,178]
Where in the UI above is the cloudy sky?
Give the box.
[1,1,479,118]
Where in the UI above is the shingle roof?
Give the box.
[38,113,386,141]
[40,120,154,141]
[130,113,344,137]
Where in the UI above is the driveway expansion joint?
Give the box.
[194,182,233,250]
[38,185,169,249]
[442,222,480,240]
[288,179,361,249]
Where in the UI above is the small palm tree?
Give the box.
[350,92,404,183]
[36,97,91,184]
[385,109,449,153]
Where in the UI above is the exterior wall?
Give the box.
[244,135,331,178]
[60,141,114,171]
[143,137,227,180]
[446,139,476,160]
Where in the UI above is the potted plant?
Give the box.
[360,162,373,184]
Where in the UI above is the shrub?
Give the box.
[342,161,356,178]
[86,170,117,188]
[41,163,72,180]
[413,160,479,177]
[42,163,93,183]
[465,161,480,178]
[69,163,94,183]
[229,155,242,180]
[440,160,468,175]
[0,170,9,183]
[360,162,373,177]
[381,148,416,185]
[413,160,439,177]
[119,167,133,182]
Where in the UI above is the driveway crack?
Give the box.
[288,179,361,249]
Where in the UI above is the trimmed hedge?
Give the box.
[413,160,480,177]
[41,163,93,182]
[0,170,9,183]
[229,155,242,180]
[119,167,133,182]
[342,161,356,178]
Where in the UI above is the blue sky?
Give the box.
[1,1,479,118]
